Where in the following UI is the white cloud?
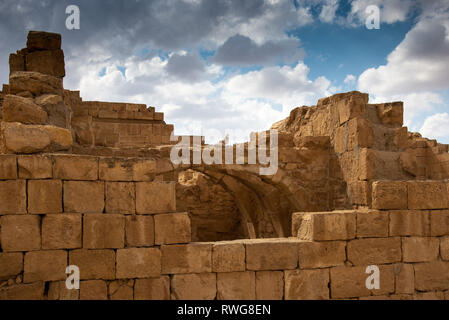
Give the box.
[420,113,449,140]
[348,0,414,25]
[319,0,339,23]
[344,74,356,84]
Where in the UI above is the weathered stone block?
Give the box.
[136,182,176,214]
[394,263,414,294]
[125,215,154,247]
[134,277,170,300]
[99,158,155,181]
[83,214,125,249]
[9,71,63,96]
[0,180,26,214]
[372,181,407,210]
[28,179,62,214]
[1,215,40,251]
[407,181,448,209]
[292,211,356,241]
[26,49,65,77]
[356,210,389,238]
[0,282,44,300]
[402,237,439,262]
[69,249,115,280]
[109,279,134,300]
[441,236,449,261]
[116,248,161,279]
[171,273,216,300]
[0,252,23,280]
[330,265,394,299]
[18,155,52,179]
[0,154,17,179]
[256,271,284,300]
[2,94,47,124]
[212,242,245,273]
[9,53,25,74]
[53,155,98,180]
[284,269,329,300]
[430,210,449,236]
[24,250,67,283]
[246,240,298,270]
[347,237,401,265]
[154,213,191,245]
[217,272,255,300]
[336,92,368,125]
[414,261,449,291]
[161,243,212,274]
[42,214,82,249]
[390,210,430,236]
[80,280,108,300]
[106,182,135,214]
[377,102,403,126]
[298,241,346,269]
[27,31,61,50]
[47,281,79,300]
[64,181,104,213]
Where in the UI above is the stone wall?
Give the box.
[1,155,449,300]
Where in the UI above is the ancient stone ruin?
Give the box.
[1,31,449,300]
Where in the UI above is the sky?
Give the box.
[0,0,448,143]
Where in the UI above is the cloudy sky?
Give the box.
[0,0,448,143]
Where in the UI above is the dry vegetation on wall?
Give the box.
[1,31,449,300]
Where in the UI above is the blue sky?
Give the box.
[0,0,448,143]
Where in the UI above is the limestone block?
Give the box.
[161,243,212,274]
[372,181,407,210]
[47,281,79,300]
[18,155,52,179]
[171,273,216,300]
[134,277,170,300]
[80,280,108,300]
[83,214,125,249]
[377,102,403,126]
[154,212,191,245]
[292,210,356,241]
[407,181,448,210]
[0,155,17,179]
[212,242,245,272]
[330,265,394,299]
[217,272,255,300]
[430,210,449,236]
[28,179,62,213]
[389,210,430,236]
[0,180,26,214]
[26,49,65,77]
[298,241,346,269]
[53,155,98,180]
[99,157,155,181]
[109,279,134,300]
[9,53,25,74]
[69,249,115,280]
[24,250,67,283]
[136,181,176,214]
[441,236,449,261]
[347,237,401,265]
[0,215,40,251]
[284,269,329,300]
[255,271,284,300]
[42,214,82,249]
[414,261,449,291]
[2,94,47,124]
[394,263,414,294]
[35,94,69,128]
[402,237,439,262]
[0,252,23,280]
[116,248,161,279]
[27,31,61,51]
[64,181,104,213]
[0,282,44,300]
[125,215,154,247]
[9,71,63,96]
[356,210,389,238]
[106,182,135,214]
[246,240,298,270]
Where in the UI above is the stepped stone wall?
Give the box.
[1,31,449,300]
